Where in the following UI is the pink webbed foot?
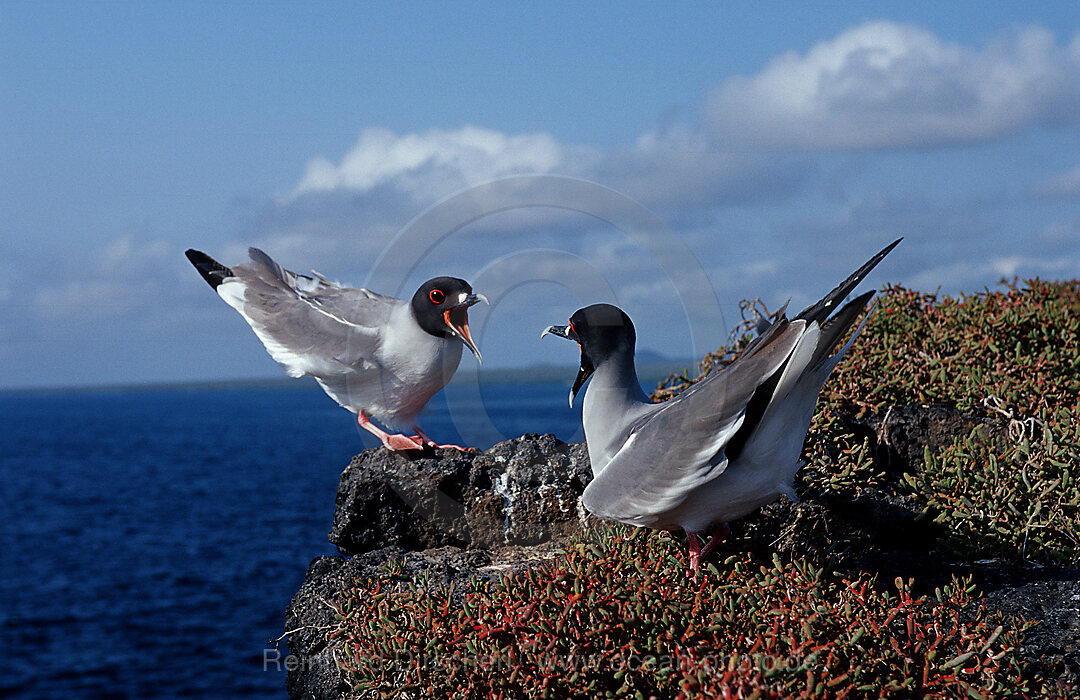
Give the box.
[381,433,427,451]
[414,427,478,453]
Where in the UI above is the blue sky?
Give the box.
[3,2,1080,388]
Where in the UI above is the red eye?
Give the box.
[429,289,445,304]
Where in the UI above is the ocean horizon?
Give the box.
[0,356,695,395]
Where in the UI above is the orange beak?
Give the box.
[443,293,485,363]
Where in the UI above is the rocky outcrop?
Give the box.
[284,421,1079,698]
[329,433,591,554]
[284,433,596,699]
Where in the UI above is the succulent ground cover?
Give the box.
[811,280,1075,567]
[328,279,1078,698]
[331,528,1056,698]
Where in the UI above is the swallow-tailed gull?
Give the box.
[186,248,486,451]
[542,239,901,575]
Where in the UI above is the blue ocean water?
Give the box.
[0,379,584,699]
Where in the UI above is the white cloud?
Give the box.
[276,22,1080,237]
[292,125,595,200]
[705,22,1080,150]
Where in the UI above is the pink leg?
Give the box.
[357,410,424,452]
[414,426,477,453]
[686,523,730,580]
[699,522,730,560]
[687,531,703,579]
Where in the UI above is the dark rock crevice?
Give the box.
[843,402,997,476]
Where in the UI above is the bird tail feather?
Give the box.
[185,249,233,289]
[796,238,901,324]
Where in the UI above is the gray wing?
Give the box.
[581,319,805,524]
[216,248,400,380]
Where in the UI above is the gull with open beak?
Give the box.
[186,247,486,451]
[543,239,901,576]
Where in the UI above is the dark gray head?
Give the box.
[542,303,636,404]
[411,277,487,361]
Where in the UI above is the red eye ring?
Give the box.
[429,289,445,304]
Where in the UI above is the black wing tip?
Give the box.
[856,238,903,281]
[848,288,877,308]
[808,288,879,369]
[872,237,898,265]
[822,289,877,330]
[797,238,902,324]
[185,249,233,290]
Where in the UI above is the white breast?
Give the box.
[367,304,463,430]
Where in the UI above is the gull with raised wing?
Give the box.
[186,248,486,452]
[542,239,901,576]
